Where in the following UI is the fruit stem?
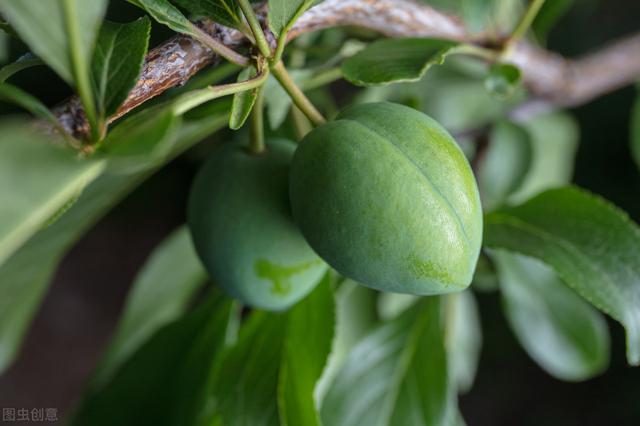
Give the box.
[249,86,266,154]
[236,0,272,58]
[172,68,269,115]
[191,25,251,67]
[271,61,326,126]
[504,0,546,50]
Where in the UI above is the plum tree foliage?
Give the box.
[0,0,639,424]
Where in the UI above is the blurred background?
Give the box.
[1,0,640,425]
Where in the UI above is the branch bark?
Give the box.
[52,0,640,138]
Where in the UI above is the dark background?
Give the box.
[1,0,640,425]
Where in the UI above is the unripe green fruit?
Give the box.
[289,102,482,295]
[188,139,327,310]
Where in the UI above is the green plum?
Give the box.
[289,102,482,295]
[188,139,327,310]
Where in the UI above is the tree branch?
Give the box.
[52,0,640,138]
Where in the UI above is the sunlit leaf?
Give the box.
[0,0,107,85]
[322,297,456,426]
[173,0,242,29]
[342,38,459,86]
[229,66,259,130]
[269,0,318,37]
[206,275,335,426]
[0,121,105,268]
[0,102,229,375]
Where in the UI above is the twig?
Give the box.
[51,0,640,138]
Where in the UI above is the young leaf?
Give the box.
[484,63,521,98]
[321,297,456,426]
[494,250,610,381]
[92,18,151,119]
[484,186,640,365]
[206,275,334,426]
[127,0,197,36]
[446,291,482,393]
[172,0,242,29]
[478,120,533,210]
[0,103,229,375]
[630,93,640,170]
[229,66,259,130]
[0,0,107,85]
[268,0,316,37]
[341,38,459,86]
[92,226,208,388]
[0,121,105,268]
[71,290,235,426]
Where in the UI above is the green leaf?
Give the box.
[172,0,242,29]
[0,0,107,85]
[92,226,208,388]
[342,38,459,86]
[0,30,7,63]
[378,292,418,320]
[484,186,640,365]
[316,280,377,405]
[509,111,579,203]
[533,0,574,43]
[264,70,311,129]
[101,106,181,173]
[128,0,197,36]
[229,66,259,130]
[268,0,316,37]
[494,250,610,381]
[279,275,335,426]
[321,297,455,426]
[0,121,105,268]
[71,290,235,426]
[0,54,44,84]
[92,18,151,119]
[0,83,66,132]
[631,92,640,170]
[206,275,334,426]
[484,63,521,98]
[478,120,532,210]
[446,291,482,393]
[0,102,229,375]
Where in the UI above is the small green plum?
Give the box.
[188,139,327,310]
[289,102,482,295]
